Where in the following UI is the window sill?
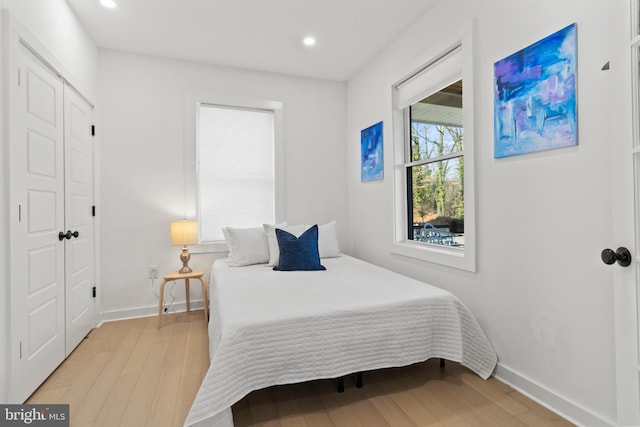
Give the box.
[391,240,475,272]
[190,241,228,254]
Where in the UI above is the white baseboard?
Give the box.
[494,363,615,427]
[99,300,206,324]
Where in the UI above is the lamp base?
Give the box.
[179,246,192,274]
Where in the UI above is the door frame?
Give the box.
[611,0,640,424]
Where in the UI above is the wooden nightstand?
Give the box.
[158,270,209,327]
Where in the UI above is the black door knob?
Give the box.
[58,230,80,241]
[601,247,632,267]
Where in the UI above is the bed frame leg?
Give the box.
[337,377,344,393]
[356,372,363,388]
[440,358,446,368]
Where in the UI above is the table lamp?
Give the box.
[170,220,198,273]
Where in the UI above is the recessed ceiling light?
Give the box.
[303,36,316,47]
[100,0,117,9]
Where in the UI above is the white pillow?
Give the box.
[263,223,308,266]
[222,226,269,266]
[318,220,341,258]
[263,222,286,266]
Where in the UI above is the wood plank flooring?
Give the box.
[27,311,574,427]
[27,311,208,427]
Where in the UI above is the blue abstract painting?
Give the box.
[494,23,577,158]
[361,121,383,182]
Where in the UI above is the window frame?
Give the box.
[391,27,476,272]
[185,93,284,253]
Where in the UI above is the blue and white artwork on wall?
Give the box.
[494,23,577,158]
[361,121,384,182]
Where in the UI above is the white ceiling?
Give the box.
[64,0,438,81]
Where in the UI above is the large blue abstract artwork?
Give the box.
[494,23,577,158]
[361,121,383,182]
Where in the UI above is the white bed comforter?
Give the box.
[185,255,497,427]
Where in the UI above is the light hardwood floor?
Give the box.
[27,311,574,427]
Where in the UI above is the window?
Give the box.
[392,35,475,271]
[407,81,464,247]
[196,103,278,243]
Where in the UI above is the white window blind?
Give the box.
[197,104,275,242]
[395,45,462,110]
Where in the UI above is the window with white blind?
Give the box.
[392,27,476,272]
[196,103,278,243]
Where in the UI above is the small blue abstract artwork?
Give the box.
[494,23,577,158]
[361,121,383,182]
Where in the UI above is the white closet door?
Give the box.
[10,44,66,402]
[63,84,95,356]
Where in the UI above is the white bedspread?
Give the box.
[185,255,497,427]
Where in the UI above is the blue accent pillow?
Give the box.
[273,225,326,271]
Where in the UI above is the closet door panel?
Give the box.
[10,44,66,403]
[64,84,95,355]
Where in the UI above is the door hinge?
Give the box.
[91,125,95,136]
[19,341,22,359]
[17,69,20,87]
[18,204,21,222]
[92,286,96,298]
[92,206,96,217]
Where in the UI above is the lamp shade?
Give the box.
[170,221,198,246]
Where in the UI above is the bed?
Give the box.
[185,252,497,427]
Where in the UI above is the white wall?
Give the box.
[0,0,98,404]
[347,0,624,425]
[98,50,347,318]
